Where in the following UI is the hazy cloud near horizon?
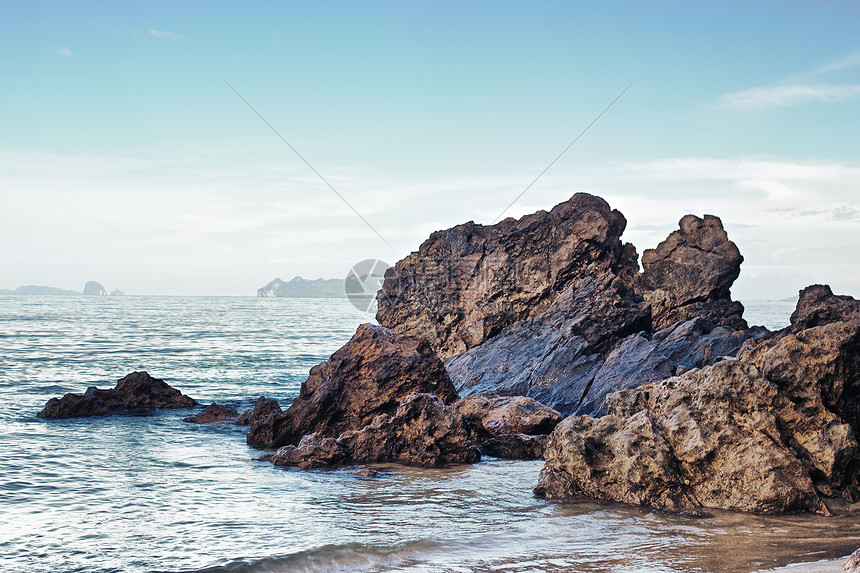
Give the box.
[1,147,858,300]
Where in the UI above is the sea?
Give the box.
[1,296,858,573]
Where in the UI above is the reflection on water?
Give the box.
[0,296,855,573]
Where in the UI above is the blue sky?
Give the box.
[1,1,859,298]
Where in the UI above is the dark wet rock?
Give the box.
[454,393,562,437]
[845,548,860,573]
[536,286,860,515]
[83,281,107,296]
[234,396,282,426]
[38,371,197,419]
[268,393,480,469]
[183,403,239,424]
[481,434,549,460]
[247,323,458,449]
[639,215,746,330]
[376,193,636,359]
[448,272,763,417]
[351,467,379,477]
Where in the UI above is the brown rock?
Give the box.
[640,214,746,330]
[376,193,636,359]
[844,548,860,572]
[247,323,459,449]
[183,403,239,424]
[790,284,860,331]
[234,396,282,425]
[536,286,860,514]
[38,371,197,419]
[454,393,561,436]
[481,434,549,460]
[268,393,480,468]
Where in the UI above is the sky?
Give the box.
[1,0,858,299]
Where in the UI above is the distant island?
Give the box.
[257,276,345,298]
[0,285,81,295]
[0,281,126,296]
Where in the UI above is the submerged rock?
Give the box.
[183,403,239,424]
[38,371,197,419]
[376,193,636,359]
[248,323,459,452]
[535,286,860,515]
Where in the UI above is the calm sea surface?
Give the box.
[1,296,857,573]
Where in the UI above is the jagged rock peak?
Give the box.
[640,214,746,330]
[376,193,638,359]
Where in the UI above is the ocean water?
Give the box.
[1,296,858,573]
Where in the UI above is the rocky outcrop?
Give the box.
[376,193,637,359]
[845,548,860,573]
[265,393,480,469]
[38,371,197,419]
[235,396,282,426]
[247,323,459,450]
[639,215,746,330]
[183,403,239,424]
[83,281,107,296]
[535,286,860,515]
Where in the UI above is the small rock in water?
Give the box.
[183,403,239,424]
[38,371,197,419]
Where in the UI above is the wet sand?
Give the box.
[762,557,846,572]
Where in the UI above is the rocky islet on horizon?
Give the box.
[36,192,860,519]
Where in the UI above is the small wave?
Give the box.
[167,540,448,573]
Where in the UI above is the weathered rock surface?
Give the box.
[183,403,239,424]
[454,393,561,436]
[845,548,860,573]
[83,281,107,296]
[234,396,282,426]
[266,393,480,469]
[376,193,636,359]
[640,214,746,330]
[453,392,561,459]
[448,272,764,417]
[247,323,459,449]
[38,371,197,419]
[535,286,860,515]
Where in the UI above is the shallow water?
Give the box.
[1,296,856,573]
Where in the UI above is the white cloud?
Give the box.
[149,29,183,40]
[715,52,860,110]
[55,47,73,58]
[715,84,860,110]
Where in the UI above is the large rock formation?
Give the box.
[376,193,753,417]
[376,193,637,359]
[534,286,860,515]
[83,281,107,296]
[38,371,197,419]
[247,323,460,450]
[639,214,746,330]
